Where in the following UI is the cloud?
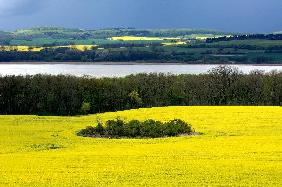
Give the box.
[0,0,43,16]
[0,0,281,32]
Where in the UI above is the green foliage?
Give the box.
[81,102,91,114]
[77,126,96,137]
[77,118,193,138]
[128,90,143,108]
[139,119,163,138]
[2,42,282,62]
[125,120,142,137]
[0,67,282,116]
[163,119,193,136]
[95,119,105,135]
[105,118,126,137]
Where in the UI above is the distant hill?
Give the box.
[1,27,282,64]
[0,27,233,46]
[0,31,11,37]
[11,27,231,37]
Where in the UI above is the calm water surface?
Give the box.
[0,63,281,77]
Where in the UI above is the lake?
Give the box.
[0,63,281,77]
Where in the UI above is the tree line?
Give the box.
[0,66,281,116]
[206,34,282,43]
[0,47,200,62]
[0,47,280,64]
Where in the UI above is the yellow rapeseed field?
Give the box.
[111,36,183,41]
[111,36,164,41]
[0,45,97,52]
[0,106,281,186]
[0,46,44,52]
[53,45,98,51]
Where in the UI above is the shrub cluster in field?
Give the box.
[77,118,193,138]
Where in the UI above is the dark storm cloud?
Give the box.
[0,0,281,32]
[0,0,44,16]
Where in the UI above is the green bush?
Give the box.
[77,118,194,138]
[95,121,105,135]
[105,118,126,136]
[77,126,96,137]
[125,120,141,137]
[163,119,193,136]
[140,119,163,138]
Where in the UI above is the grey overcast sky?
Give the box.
[0,0,281,32]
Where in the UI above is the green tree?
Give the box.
[81,102,91,114]
[128,90,143,108]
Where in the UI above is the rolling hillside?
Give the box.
[0,27,230,46]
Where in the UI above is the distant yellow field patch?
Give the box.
[111,36,164,41]
[0,45,98,52]
[57,45,98,51]
[162,41,187,46]
[0,45,44,52]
